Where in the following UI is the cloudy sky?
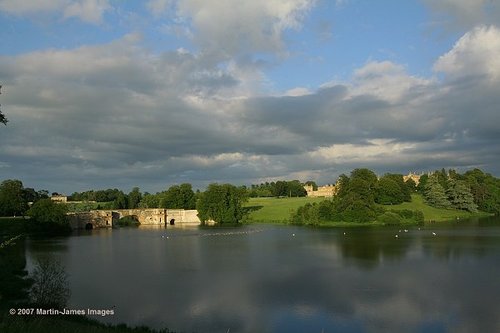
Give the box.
[1,0,500,194]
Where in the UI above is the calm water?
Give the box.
[26,219,500,333]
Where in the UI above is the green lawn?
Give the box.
[244,194,491,224]
[244,196,326,222]
[379,194,491,221]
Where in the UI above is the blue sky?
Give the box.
[0,1,458,85]
[1,0,500,193]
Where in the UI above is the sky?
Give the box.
[1,0,500,194]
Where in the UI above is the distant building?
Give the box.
[403,172,422,186]
[304,184,337,198]
[50,195,68,203]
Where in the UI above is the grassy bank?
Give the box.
[245,194,492,224]
[244,197,325,222]
[382,194,492,222]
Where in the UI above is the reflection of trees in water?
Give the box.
[335,229,414,269]
[416,218,500,260]
[0,236,32,306]
[1,235,71,309]
[29,257,70,308]
[420,229,498,261]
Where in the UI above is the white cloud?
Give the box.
[349,61,433,103]
[434,25,500,81]
[309,140,417,164]
[151,0,315,60]
[0,0,111,24]
[284,87,311,96]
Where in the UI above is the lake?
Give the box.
[26,219,500,333]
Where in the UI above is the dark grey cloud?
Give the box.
[1,26,500,193]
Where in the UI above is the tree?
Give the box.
[446,179,477,212]
[160,183,196,209]
[29,258,70,308]
[22,187,49,204]
[383,173,411,202]
[350,168,378,190]
[0,236,33,305]
[139,193,160,208]
[27,198,69,228]
[435,169,449,190]
[196,183,248,225]
[333,169,380,223]
[416,174,429,194]
[375,177,404,205]
[112,191,128,209]
[128,187,142,209]
[0,179,28,216]
[336,174,350,198]
[287,180,307,197]
[179,183,196,209]
[304,181,318,191]
[424,175,451,209]
[405,178,417,193]
[272,181,288,197]
[464,168,500,215]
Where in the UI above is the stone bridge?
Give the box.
[68,208,203,229]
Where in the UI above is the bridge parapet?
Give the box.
[67,208,203,229]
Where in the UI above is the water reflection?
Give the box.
[333,228,414,269]
[26,220,500,333]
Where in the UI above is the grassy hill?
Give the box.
[244,194,491,223]
[380,194,491,222]
[244,197,325,222]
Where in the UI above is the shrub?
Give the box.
[378,212,402,225]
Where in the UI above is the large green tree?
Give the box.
[27,199,71,234]
[27,199,68,225]
[127,187,142,209]
[335,169,380,223]
[375,177,404,205]
[160,183,196,209]
[446,179,477,212]
[139,193,160,208]
[464,169,500,214]
[196,183,248,225]
[0,180,29,216]
[416,174,429,194]
[112,191,128,209]
[424,175,451,209]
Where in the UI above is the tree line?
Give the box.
[291,168,500,226]
[0,180,248,226]
[417,168,500,214]
[291,169,420,225]
[2,167,499,226]
[247,180,307,197]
